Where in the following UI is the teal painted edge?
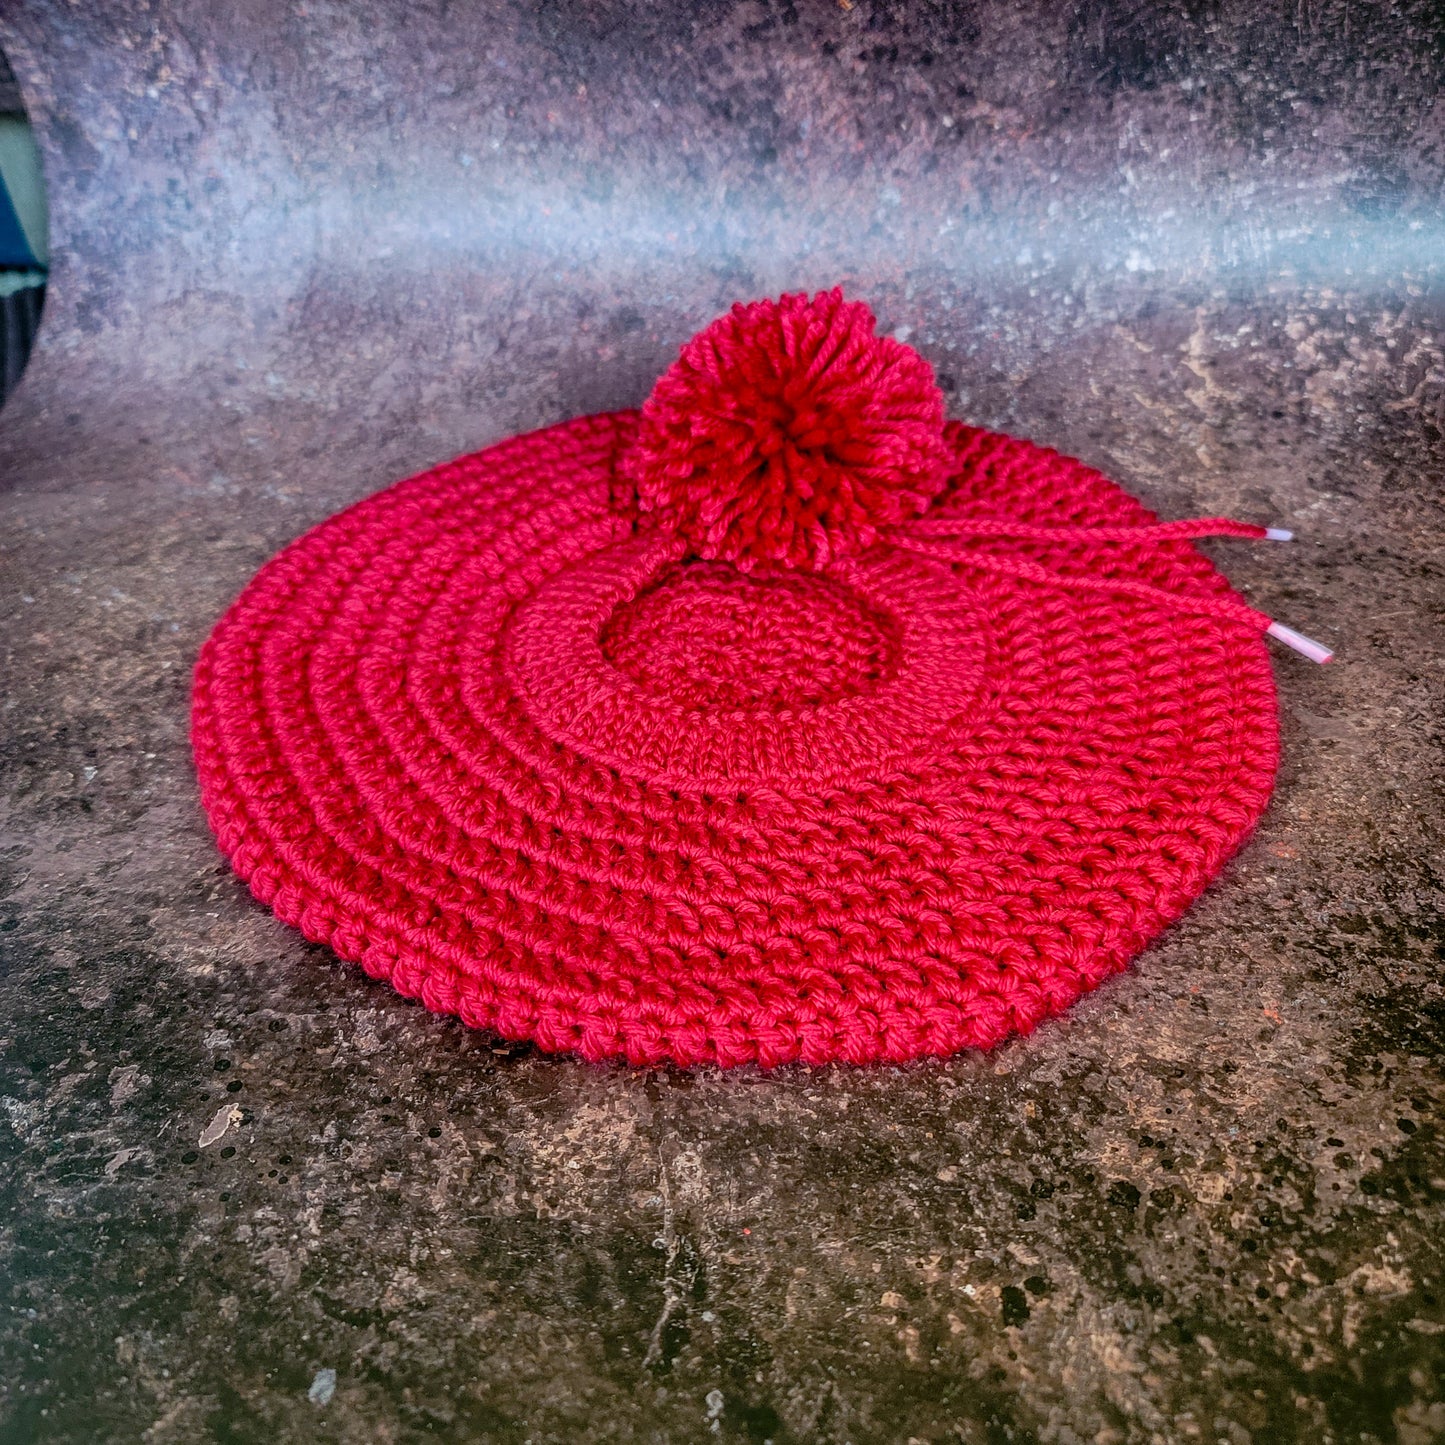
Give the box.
[0,115,48,265]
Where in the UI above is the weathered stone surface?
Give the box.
[0,3,1441,1441]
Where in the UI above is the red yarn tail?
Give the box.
[902,515,1273,544]
[891,514,1334,661]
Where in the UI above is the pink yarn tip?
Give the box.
[1267,621,1333,663]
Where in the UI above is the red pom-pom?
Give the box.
[623,289,950,571]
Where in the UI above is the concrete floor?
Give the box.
[0,2,1442,1441]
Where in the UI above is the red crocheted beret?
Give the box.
[192,289,1329,1068]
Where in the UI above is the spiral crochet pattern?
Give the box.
[192,291,1281,1068]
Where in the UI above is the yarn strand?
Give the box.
[900,515,1273,544]
[891,515,1333,662]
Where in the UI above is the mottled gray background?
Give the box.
[0,2,1443,1442]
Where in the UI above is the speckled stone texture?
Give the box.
[0,3,1442,1442]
